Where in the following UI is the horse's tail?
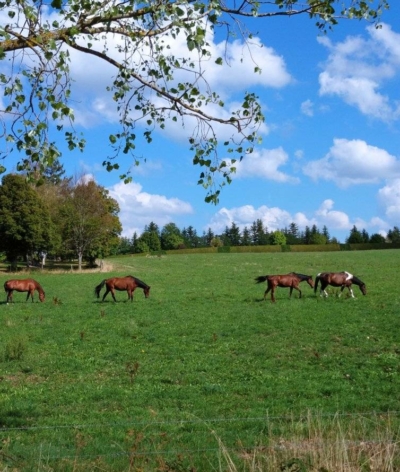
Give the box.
[255,275,268,284]
[94,280,106,298]
[314,274,320,293]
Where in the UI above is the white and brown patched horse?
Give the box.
[314,271,366,298]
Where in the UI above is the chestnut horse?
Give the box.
[4,279,45,303]
[255,272,314,303]
[314,271,366,298]
[94,275,150,302]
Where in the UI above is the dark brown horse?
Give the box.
[4,279,45,303]
[255,272,314,302]
[94,275,150,302]
[314,271,366,298]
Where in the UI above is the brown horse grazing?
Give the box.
[4,279,45,303]
[314,271,367,298]
[255,272,314,303]
[94,275,150,302]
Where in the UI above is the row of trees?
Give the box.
[118,221,398,254]
[1,165,396,264]
[0,166,122,269]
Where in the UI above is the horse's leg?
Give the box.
[293,286,302,298]
[110,288,117,302]
[271,286,276,302]
[130,288,136,302]
[26,291,34,302]
[6,290,12,303]
[269,282,277,303]
[126,289,132,301]
[102,289,110,302]
[289,287,293,298]
[348,286,355,298]
[264,285,271,300]
[321,282,328,297]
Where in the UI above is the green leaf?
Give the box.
[51,0,62,9]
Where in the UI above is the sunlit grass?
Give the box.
[0,250,399,470]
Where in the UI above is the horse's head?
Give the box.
[352,276,366,295]
[306,276,314,288]
[144,286,150,298]
[39,291,45,302]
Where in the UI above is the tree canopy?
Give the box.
[0,174,54,264]
[0,0,390,203]
[59,179,122,269]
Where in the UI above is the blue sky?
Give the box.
[6,3,400,242]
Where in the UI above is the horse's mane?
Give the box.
[32,279,45,293]
[290,272,312,281]
[128,275,149,289]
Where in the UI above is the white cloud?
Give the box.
[319,73,397,121]
[318,23,400,121]
[378,179,400,221]
[65,24,292,132]
[303,138,400,187]
[76,173,95,185]
[207,204,319,235]
[108,181,193,237]
[207,37,292,93]
[231,148,299,183]
[300,99,314,117]
[367,23,400,65]
[206,199,390,240]
[315,199,351,229]
[207,204,294,234]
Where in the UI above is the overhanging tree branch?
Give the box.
[0,0,391,203]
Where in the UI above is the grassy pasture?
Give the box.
[1,250,400,471]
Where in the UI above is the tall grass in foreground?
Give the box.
[217,411,399,472]
[2,412,397,471]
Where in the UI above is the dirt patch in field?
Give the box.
[96,260,115,272]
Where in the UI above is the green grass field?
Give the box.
[1,250,399,471]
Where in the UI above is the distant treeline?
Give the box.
[117,220,400,254]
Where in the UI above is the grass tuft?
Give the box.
[4,336,28,361]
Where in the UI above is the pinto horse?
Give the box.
[4,279,45,303]
[94,275,150,302]
[314,271,366,298]
[255,272,314,303]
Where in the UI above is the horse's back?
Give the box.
[275,274,298,287]
[107,276,135,290]
[4,278,37,291]
[317,272,353,286]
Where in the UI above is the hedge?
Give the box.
[160,242,400,256]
